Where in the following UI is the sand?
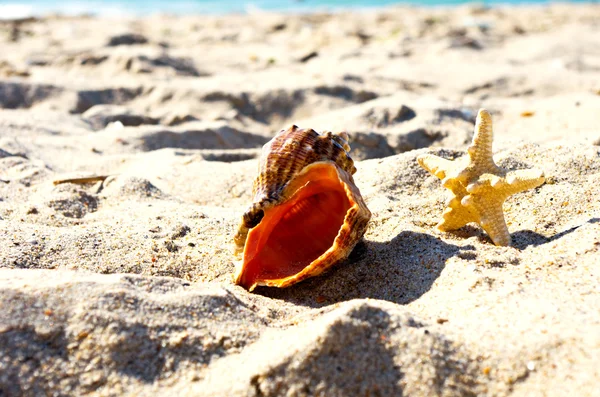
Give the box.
[0,3,599,396]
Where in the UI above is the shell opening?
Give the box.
[236,163,352,290]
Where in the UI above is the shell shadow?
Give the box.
[512,217,599,249]
[254,231,470,308]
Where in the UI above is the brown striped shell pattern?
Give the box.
[233,125,372,291]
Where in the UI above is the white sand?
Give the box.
[0,4,599,396]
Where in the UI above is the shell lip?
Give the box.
[234,161,364,290]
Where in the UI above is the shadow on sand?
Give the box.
[511,217,599,249]
[254,218,599,307]
[254,231,475,308]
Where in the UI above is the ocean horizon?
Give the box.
[0,0,595,19]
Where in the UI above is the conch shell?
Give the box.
[233,125,371,291]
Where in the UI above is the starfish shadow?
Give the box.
[443,225,492,245]
[253,231,475,308]
[511,217,599,249]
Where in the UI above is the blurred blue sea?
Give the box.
[0,0,594,19]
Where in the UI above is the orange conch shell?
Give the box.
[233,125,371,291]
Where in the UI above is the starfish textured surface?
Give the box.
[417,108,546,246]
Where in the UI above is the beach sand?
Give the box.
[0,3,599,396]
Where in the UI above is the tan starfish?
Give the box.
[417,108,545,246]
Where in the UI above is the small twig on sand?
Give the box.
[0,178,9,184]
[53,175,110,186]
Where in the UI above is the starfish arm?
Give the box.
[468,109,498,170]
[417,154,455,180]
[504,169,545,195]
[462,194,511,246]
[437,206,474,231]
[436,194,479,231]
[467,170,544,199]
[480,204,511,246]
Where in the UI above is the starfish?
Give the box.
[417,108,545,246]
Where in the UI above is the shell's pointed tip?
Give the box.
[233,267,257,291]
[233,261,244,280]
[333,131,351,152]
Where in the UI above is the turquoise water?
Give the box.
[0,0,594,19]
